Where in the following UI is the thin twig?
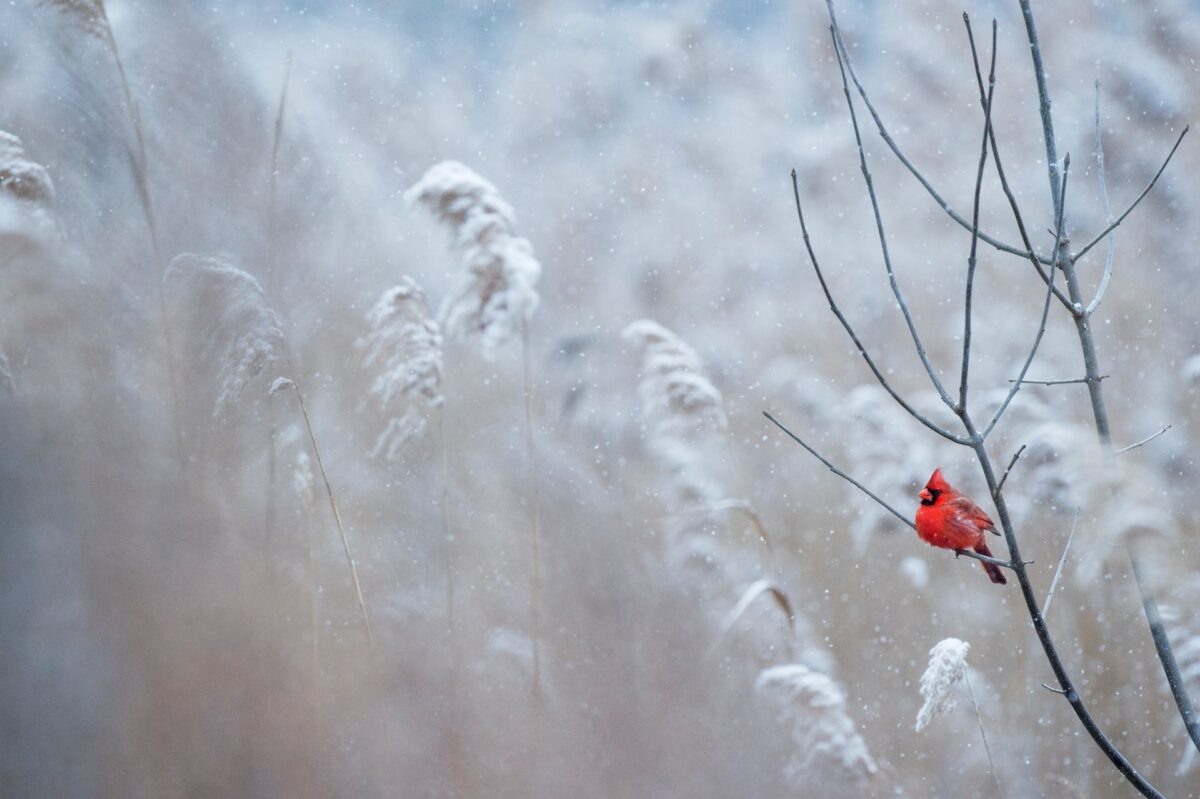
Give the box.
[1008,376,1105,386]
[994,444,1026,496]
[1041,682,1071,697]
[958,20,997,414]
[1072,125,1189,263]
[1115,425,1171,455]
[953,548,1018,571]
[763,412,1018,574]
[790,171,965,444]
[1085,80,1115,315]
[961,13,1073,311]
[829,26,957,412]
[1129,554,1200,755]
[763,412,914,530]
[1015,4,1167,793]
[981,157,1068,439]
[1042,510,1080,619]
[822,1,1052,266]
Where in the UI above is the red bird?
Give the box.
[915,469,1007,585]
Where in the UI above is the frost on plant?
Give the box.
[0,131,56,245]
[756,664,877,791]
[405,161,541,357]
[163,253,286,417]
[915,637,970,732]
[355,276,444,460]
[623,319,727,508]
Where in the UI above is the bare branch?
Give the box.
[981,155,1069,440]
[953,548,1017,571]
[1115,424,1171,455]
[763,411,915,530]
[1042,510,1080,619]
[1085,80,1115,315]
[1128,554,1200,756]
[1017,5,1168,792]
[790,171,967,444]
[822,1,1052,265]
[1072,125,1190,263]
[828,26,956,411]
[958,19,997,413]
[1041,682,1071,697]
[994,444,1026,496]
[1008,375,1106,386]
[962,14,1074,312]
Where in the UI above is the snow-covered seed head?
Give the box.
[623,319,726,434]
[756,664,878,788]
[39,1,111,39]
[0,132,54,209]
[915,637,971,731]
[163,253,285,418]
[356,276,444,460]
[0,131,56,247]
[405,161,541,357]
[623,319,727,507]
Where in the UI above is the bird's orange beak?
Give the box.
[918,487,932,502]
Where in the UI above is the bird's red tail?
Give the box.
[975,542,1007,585]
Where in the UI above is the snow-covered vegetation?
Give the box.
[1,1,1197,797]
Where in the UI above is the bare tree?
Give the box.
[766,4,1193,797]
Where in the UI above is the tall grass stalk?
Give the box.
[43,0,185,466]
[283,378,375,651]
[521,319,543,701]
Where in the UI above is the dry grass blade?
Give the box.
[272,377,375,651]
[710,578,796,659]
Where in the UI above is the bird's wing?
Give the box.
[949,495,999,535]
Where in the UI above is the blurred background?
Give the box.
[1,0,1198,796]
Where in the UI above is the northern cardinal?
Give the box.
[915,469,1007,585]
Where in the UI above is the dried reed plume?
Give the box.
[356,276,445,461]
[405,160,541,357]
[915,637,971,732]
[623,319,727,508]
[0,131,56,244]
[41,0,156,250]
[163,254,285,417]
[0,131,54,209]
[756,664,878,791]
[162,254,372,648]
[915,637,1001,794]
[408,160,544,696]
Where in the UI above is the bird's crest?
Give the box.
[925,468,950,492]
